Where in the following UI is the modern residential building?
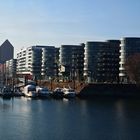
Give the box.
[41,46,58,79]
[0,63,6,86]
[54,47,60,67]
[28,46,42,79]
[17,46,45,79]
[59,44,85,81]
[54,47,60,79]
[119,37,140,82]
[84,40,120,83]
[0,40,14,64]
[5,59,17,85]
[17,45,57,80]
[17,48,27,75]
[6,59,17,78]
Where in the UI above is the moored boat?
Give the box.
[63,88,76,98]
[1,86,13,98]
[36,87,51,98]
[52,88,64,98]
[13,87,23,97]
[24,85,37,98]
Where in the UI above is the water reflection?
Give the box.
[115,99,125,118]
[0,98,12,111]
[0,97,139,140]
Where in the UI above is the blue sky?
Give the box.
[0,0,140,55]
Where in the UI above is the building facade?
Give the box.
[84,40,120,83]
[17,45,57,80]
[59,44,85,81]
[0,40,14,64]
[17,48,27,75]
[5,59,17,85]
[41,46,58,80]
[6,59,17,78]
[119,37,140,82]
[0,63,6,86]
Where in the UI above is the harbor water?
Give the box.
[0,97,140,140]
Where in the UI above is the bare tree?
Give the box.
[125,53,140,84]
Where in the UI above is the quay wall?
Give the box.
[37,80,86,92]
[78,83,140,98]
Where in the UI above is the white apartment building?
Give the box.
[17,45,57,80]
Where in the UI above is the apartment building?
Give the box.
[6,59,17,77]
[119,37,140,83]
[59,44,85,81]
[84,40,120,83]
[17,45,57,80]
[41,46,59,79]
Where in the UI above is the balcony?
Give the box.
[119,67,125,71]
[119,60,125,64]
[119,73,126,77]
